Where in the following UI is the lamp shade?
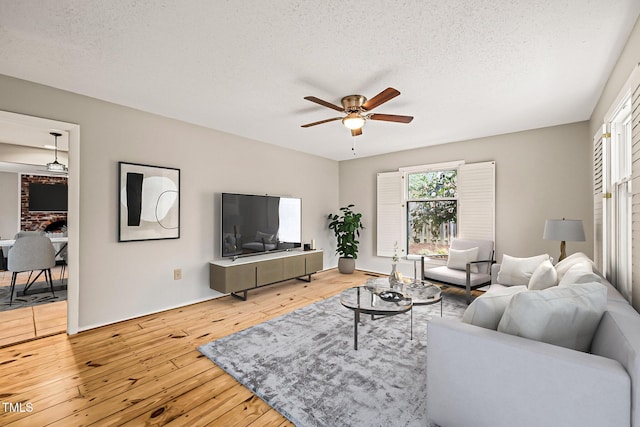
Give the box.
[342,113,365,130]
[543,219,585,242]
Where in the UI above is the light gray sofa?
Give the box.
[426,255,640,427]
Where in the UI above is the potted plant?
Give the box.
[327,204,364,274]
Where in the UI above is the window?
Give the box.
[377,161,494,260]
[407,169,458,256]
[594,63,639,305]
[602,97,633,300]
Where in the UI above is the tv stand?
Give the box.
[209,250,323,300]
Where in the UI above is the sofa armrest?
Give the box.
[426,318,630,427]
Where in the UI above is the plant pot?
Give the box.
[338,257,356,274]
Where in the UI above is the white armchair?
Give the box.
[423,238,494,304]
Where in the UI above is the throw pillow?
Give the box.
[496,254,550,286]
[497,282,607,352]
[528,259,557,290]
[462,285,527,330]
[558,262,602,286]
[447,247,480,273]
[554,252,596,282]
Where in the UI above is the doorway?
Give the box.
[0,110,79,343]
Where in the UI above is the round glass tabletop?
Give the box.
[363,277,442,306]
[339,286,412,315]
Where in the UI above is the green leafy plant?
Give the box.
[407,170,457,246]
[327,204,364,259]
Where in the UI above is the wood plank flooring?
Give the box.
[0,265,67,347]
[0,269,382,426]
[0,301,67,347]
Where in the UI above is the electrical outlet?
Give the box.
[173,268,182,280]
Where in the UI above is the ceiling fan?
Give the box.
[301,87,413,136]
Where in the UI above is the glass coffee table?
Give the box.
[405,280,443,315]
[364,277,443,316]
[339,285,412,350]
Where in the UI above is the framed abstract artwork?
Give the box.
[118,162,180,242]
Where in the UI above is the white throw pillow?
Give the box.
[447,247,479,273]
[528,259,558,290]
[462,285,527,330]
[496,254,550,286]
[497,282,607,352]
[554,252,596,282]
[558,262,602,286]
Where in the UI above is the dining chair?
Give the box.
[13,230,48,284]
[14,230,44,239]
[0,236,6,275]
[7,234,56,305]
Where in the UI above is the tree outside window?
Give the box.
[407,170,457,255]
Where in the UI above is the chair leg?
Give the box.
[9,272,17,305]
[466,266,472,305]
[23,270,44,294]
[45,269,56,298]
[60,262,66,285]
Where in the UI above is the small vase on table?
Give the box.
[389,263,403,292]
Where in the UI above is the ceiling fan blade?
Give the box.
[368,113,414,124]
[304,96,344,112]
[362,87,401,111]
[351,128,363,137]
[301,117,343,128]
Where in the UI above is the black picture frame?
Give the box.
[118,161,180,242]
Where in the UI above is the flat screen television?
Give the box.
[221,193,302,258]
[28,183,68,212]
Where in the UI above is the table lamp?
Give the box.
[543,218,585,262]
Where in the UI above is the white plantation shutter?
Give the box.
[458,161,495,241]
[593,128,604,272]
[376,171,404,257]
[631,73,640,304]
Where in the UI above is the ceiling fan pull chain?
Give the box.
[352,137,357,156]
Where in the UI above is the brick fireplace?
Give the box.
[20,174,68,231]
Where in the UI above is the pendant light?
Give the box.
[46,132,68,173]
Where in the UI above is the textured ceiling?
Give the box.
[0,1,639,161]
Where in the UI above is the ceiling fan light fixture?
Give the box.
[342,113,365,130]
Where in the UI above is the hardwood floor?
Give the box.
[0,300,67,347]
[0,269,381,426]
[0,265,68,347]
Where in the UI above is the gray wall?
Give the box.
[338,122,592,278]
[0,74,339,330]
[0,171,19,239]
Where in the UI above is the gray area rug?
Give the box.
[198,290,466,427]
[0,280,67,312]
